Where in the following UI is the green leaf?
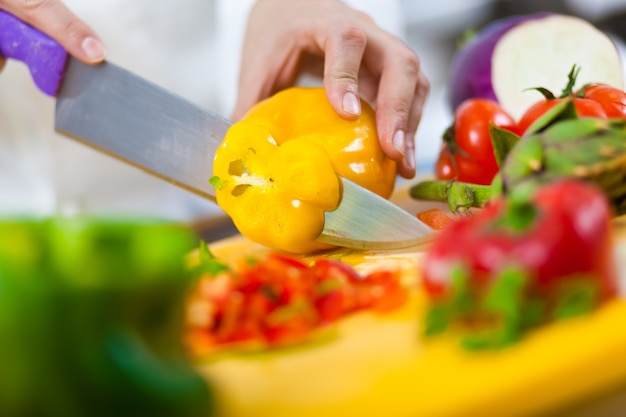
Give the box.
[461,267,528,350]
[524,99,578,136]
[552,276,599,320]
[194,240,229,277]
[495,199,537,233]
[489,173,503,197]
[500,134,544,188]
[482,268,527,320]
[448,266,474,317]
[559,64,581,98]
[520,298,546,330]
[524,86,556,100]
[489,125,520,168]
[423,304,449,337]
[422,265,472,338]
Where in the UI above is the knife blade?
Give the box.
[55,57,228,202]
[0,10,435,249]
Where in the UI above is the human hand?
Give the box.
[232,0,429,179]
[0,0,106,72]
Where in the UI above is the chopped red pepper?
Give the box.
[421,179,617,349]
[185,252,407,355]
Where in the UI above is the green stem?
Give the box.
[409,180,449,201]
[409,180,493,214]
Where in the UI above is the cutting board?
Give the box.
[194,191,626,417]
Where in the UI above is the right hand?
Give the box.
[0,0,106,72]
[232,0,429,180]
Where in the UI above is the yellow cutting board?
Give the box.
[195,213,626,417]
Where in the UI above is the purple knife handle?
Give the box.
[0,10,67,96]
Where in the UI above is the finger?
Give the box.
[398,72,429,179]
[1,0,106,64]
[321,19,368,119]
[0,56,6,73]
[372,42,425,178]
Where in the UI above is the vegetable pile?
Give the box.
[410,13,626,348]
[185,244,407,356]
[413,67,626,216]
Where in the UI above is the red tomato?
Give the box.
[434,144,455,180]
[435,99,516,185]
[516,97,607,136]
[582,83,626,118]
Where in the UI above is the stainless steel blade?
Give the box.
[54,57,231,202]
[319,177,436,250]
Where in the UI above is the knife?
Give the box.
[0,10,435,250]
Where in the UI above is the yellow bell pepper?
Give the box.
[212,87,397,253]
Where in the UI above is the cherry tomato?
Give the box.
[435,99,516,185]
[582,83,626,118]
[516,97,607,136]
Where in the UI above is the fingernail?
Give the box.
[392,129,406,155]
[82,37,107,62]
[342,92,361,116]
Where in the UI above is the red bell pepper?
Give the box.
[421,179,617,349]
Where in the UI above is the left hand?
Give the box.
[231,0,429,179]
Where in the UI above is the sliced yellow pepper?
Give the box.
[212,87,397,253]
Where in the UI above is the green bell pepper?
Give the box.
[0,217,212,417]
